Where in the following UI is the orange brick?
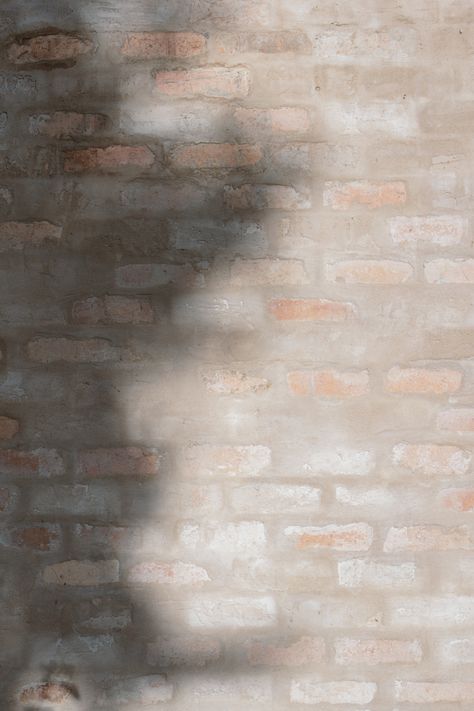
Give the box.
[122,32,206,59]
[8,33,92,64]
[327,259,413,284]
[155,67,250,98]
[64,145,154,173]
[324,180,406,210]
[248,637,325,667]
[170,143,262,169]
[269,298,356,321]
[385,366,462,394]
[438,488,474,512]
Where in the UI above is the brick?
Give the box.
[0,416,19,439]
[42,559,119,586]
[216,31,311,54]
[180,444,271,477]
[338,558,416,588]
[440,639,474,663]
[187,595,277,628]
[389,215,467,246]
[27,337,120,363]
[64,145,154,173]
[202,368,270,394]
[147,636,221,667]
[384,525,473,551]
[121,32,206,58]
[234,107,310,134]
[31,483,121,519]
[170,143,262,169]
[29,112,106,138]
[395,681,474,703]
[71,295,153,324]
[425,258,474,283]
[128,560,210,585]
[230,483,321,513]
[439,488,474,511]
[18,683,77,705]
[180,674,271,703]
[0,221,62,251]
[288,369,370,398]
[324,180,406,210]
[309,448,375,476]
[248,637,325,667]
[0,486,17,513]
[385,366,462,394]
[8,33,93,65]
[224,184,311,210]
[98,676,173,706]
[336,486,396,508]
[0,448,63,477]
[230,258,309,286]
[392,443,471,475]
[327,259,413,284]
[115,263,202,289]
[438,408,474,432]
[180,521,266,556]
[72,524,141,554]
[7,524,60,551]
[155,66,250,98]
[389,596,474,626]
[285,523,373,551]
[78,447,161,477]
[269,298,356,321]
[335,638,422,665]
[290,680,377,705]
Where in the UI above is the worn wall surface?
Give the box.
[1,0,474,709]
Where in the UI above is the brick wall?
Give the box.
[2,1,474,709]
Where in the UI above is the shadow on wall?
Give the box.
[1,1,322,709]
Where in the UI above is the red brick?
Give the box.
[288,369,369,398]
[269,298,356,321]
[0,486,16,512]
[78,447,161,478]
[155,67,250,98]
[8,33,92,64]
[0,416,19,439]
[385,366,462,394]
[0,221,62,251]
[64,145,154,173]
[122,32,206,58]
[324,180,406,210]
[224,184,310,210]
[0,448,63,477]
[29,112,106,138]
[285,523,373,551]
[71,295,153,325]
[327,259,413,284]
[27,337,120,363]
[247,637,325,667]
[438,488,474,512]
[19,683,77,705]
[10,524,60,551]
[170,143,262,170]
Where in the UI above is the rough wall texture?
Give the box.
[1,1,474,709]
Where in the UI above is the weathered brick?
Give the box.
[384,525,473,551]
[202,368,270,394]
[309,448,375,476]
[128,560,210,585]
[180,520,266,556]
[234,107,310,134]
[248,637,325,667]
[8,33,93,65]
[187,595,277,628]
[389,215,467,246]
[288,369,369,398]
[6,524,60,551]
[147,636,221,667]
[335,638,422,665]
[78,447,161,478]
[0,221,62,251]
[180,444,271,477]
[224,184,310,210]
[392,443,471,476]
[0,448,63,477]
[389,596,474,626]
[71,295,153,324]
[122,32,206,58]
[170,143,262,169]
[0,416,19,439]
[29,112,106,138]
[385,366,462,394]
[395,681,474,703]
[326,259,413,284]
[230,483,320,513]
[324,180,406,210]
[155,66,250,98]
[230,257,309,285]
[216,31,311,54]
[285,523,373,551]
[438,408,474,432]
[338,558,416,588]
[438,488,474,512]
[269,298,356,321]
[115,263,203,289]
[27,337,120,363]
[18,683,78,705]
[64,145,154,173]
[42,559,119,586]
[290,680,377,705]
[98,676,173,705]
[425,258,474,283]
